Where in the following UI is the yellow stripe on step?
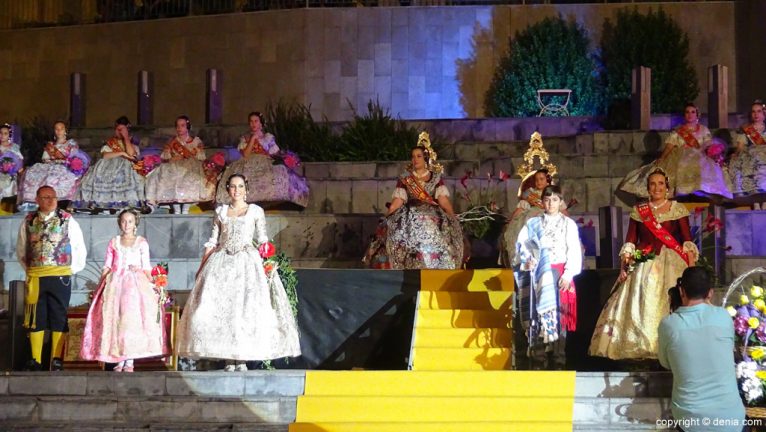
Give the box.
[303,371,575,397]
[416,309,512,328]
[419,291,513,310]
[420,269,514,292]
[413,327,512,348]
[295,396,574,422]
[411,347,511,370]
[290,422,572,432]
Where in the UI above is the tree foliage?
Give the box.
[485,16,602,117]
[600,7,698,114]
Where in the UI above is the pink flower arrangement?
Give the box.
[138,154,162,176]
[0,151,22,176]
[705,139,727,168]
[66,150,91,176]
[203,151,226,182]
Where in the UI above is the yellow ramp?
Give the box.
[420,269,514,292]
[419,291,513,310]
[291,370,576,432]
[413,327,512,348]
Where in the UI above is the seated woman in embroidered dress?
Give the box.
[363,140,463,269]
[730,99,766,203]
[590,167,698,360]
[616,103,732,205]
[215,111,309,208]
[145,115,215,214]
[515,185,581,369]
[0,123,23,211]
[75,116,145,212]
[18,120,82,211]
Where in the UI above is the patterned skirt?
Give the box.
[19,162,80,202]
[75,157,145,209]
[215,155,309,208]
[385,203,464,269]
[145,158,215,204]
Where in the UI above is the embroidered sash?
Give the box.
[44,142,68,161]
[400,174,438,206]
[743,124,766,146]
[243,134,269,156]
[636,202,690,265]
[166,138,197,159]
[675,125,700,149]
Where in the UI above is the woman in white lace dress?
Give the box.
[177,174,301,370]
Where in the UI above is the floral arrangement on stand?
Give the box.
[456,170,509,239]
[0,151,22,177]
[203,151,226,184]
[723,267,766,407]
[134,154,162,177]
[150,262,173,323]
[256,240,298,318]
[66,149,91,176]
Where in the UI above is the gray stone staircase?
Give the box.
[0,371,303,431]
[0,370,675,431]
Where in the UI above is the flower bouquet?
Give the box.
[0,151,22,176]
[456,170,509,239]
[134,154,162,177]
[272,150,302,173]
[203,151,226,183]
[723,267,766,410]
[66,149,91,176]
[256,240,298,318]
[625,246,655,273]
[705,139,727,168]
[150,262,173,323]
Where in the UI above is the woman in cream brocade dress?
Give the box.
[590,169,698,360]
[177,176,300,362]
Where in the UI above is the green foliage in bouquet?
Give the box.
[600,7,698,114]
[273,251,299,319]
[485,16,603,117]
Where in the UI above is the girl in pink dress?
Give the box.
[80,209,169,371]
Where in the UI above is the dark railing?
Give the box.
[0,0,734,30]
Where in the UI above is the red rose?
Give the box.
[258,242,276,259]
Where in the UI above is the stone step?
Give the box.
[0,422,289,432]
[1,371,305,397]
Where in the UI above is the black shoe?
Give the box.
[51,358,64,371]
[24,359,43,371]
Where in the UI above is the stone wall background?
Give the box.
[0,3,739,126]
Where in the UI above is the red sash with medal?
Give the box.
[636,202,690,265]
[743,124,766,146]
[400,174,438,206]
[166,137,197,160]
[675,125,700,149]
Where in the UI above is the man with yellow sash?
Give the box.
[15,185,86,371]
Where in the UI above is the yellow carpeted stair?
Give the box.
[290,270,575,432]
[411,269,514,371]
[290,370,576,432]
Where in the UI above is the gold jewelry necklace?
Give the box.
[650,199,668,210]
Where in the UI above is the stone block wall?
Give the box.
[0,3,738,126]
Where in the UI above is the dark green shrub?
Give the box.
[20,116,53,166]
[600,7,698,114]
[263,100,336,162]
[485,16,603,117]
[337,100,419,161]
